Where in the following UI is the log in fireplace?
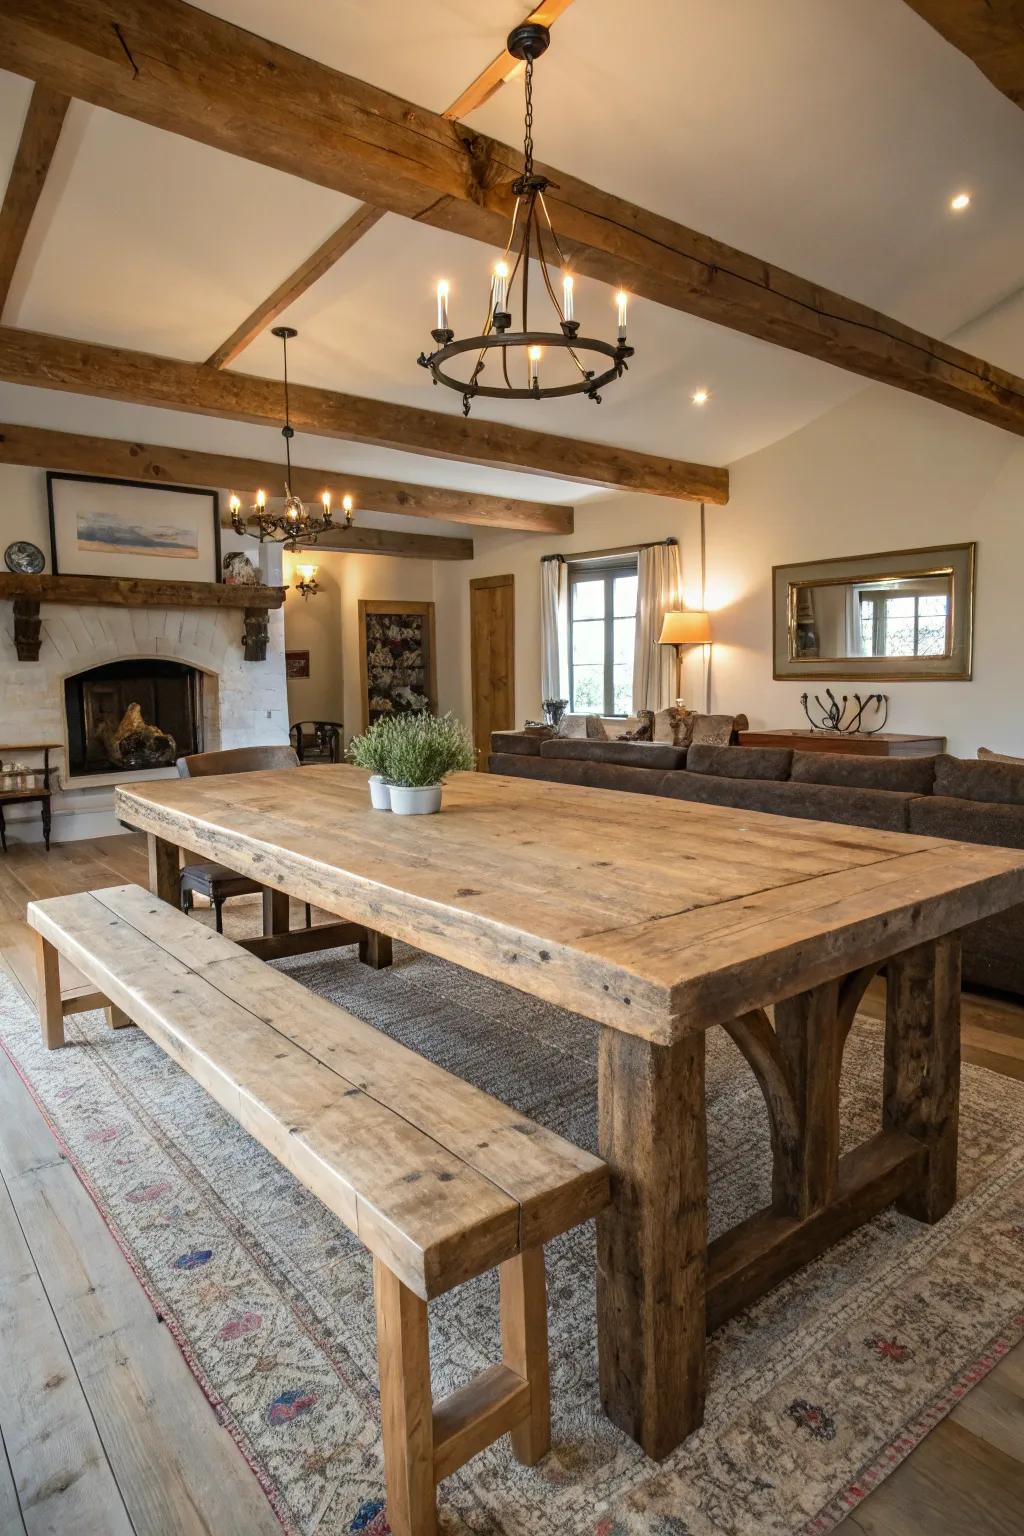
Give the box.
[64,659,203,777]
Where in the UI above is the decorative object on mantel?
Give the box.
[284,650,310,679]
[0,573,285,665]
[97,703,176,770]
[47,472,221,582]
[221,550,259,585]
[4,539,44,574]
[229,327,353,547]
[542,697,568,730]
[349,712,476,813]
[417,23,634,415]
[292,561,320,600]
[801,688,889,734]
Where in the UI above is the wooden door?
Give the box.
[470,575,514,768]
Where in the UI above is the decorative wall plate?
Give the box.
[4,540,45,574]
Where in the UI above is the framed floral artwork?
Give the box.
[358,600,438,729]
[47,472,221,583]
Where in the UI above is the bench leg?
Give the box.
[359,929,393,970]
[499,1246,550,1465]
[34,933,65,1050]
[105,1004,134,1030]
[884,934,961,1223]
[374,1259,437,1536]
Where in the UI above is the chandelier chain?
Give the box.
[523,55,535,181]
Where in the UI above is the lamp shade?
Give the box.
[658,610,712,646]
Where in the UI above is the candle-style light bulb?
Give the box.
[562,273,574,323]
[616,290,628,341]
[321,491,331,512]
[256,488,266,509]
[229,493,241,514]
[436,279,449,332]
[342,493,354,525]
[529,344,541,388]
[492,260,509,314]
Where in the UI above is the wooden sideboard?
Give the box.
[737,729,945,758]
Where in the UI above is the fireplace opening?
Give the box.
[64,659,203,777]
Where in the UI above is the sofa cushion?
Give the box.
[978,746,1024,766]
[686,743,793,781]
[908,794,1024,848]
[651,706,696,747]
[791,751,936,794]
[660,772,913,831]
[689,713,741,747]
[488,752,585,785]
[489,730,546,756]
[540,738,687,771]
[934,753,1024,806]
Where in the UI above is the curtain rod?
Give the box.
[541,537,677,564]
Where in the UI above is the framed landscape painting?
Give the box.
[358,599,438,729]
[47,473,221,583]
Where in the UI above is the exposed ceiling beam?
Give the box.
[0,328,726,502]
[205,204,385,370]
[902,1,1024,109]
[2,2,1022,437]
[292,526,473,560]
[0,421,574,532]
[442,1,578,121]
[205,1,577,370]
[0,82,69,318]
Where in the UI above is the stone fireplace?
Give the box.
[0,596,288,842]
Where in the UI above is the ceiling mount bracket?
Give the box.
[506,23,550,61]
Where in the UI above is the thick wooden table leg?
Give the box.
[105,1004,134,1030]
[773,979,842,1217]
[884,934,961,1223]
[499,1246,550,1465]
[597,1028,707,1460]
[374,1259,437,1536]
[34,932,64,1049]
[147,833,180,905]
[261,887,290,937]
[360,929,394,969]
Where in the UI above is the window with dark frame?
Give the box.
[568,557,639,716]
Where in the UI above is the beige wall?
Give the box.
[280,550,345,727]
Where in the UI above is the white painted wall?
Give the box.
[438,293,1024,760]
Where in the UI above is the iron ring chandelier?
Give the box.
[417,23,635,415]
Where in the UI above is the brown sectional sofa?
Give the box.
[489,731,1024,999]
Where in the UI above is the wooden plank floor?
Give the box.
[1,835,1023,1534]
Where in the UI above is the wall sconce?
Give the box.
[658,610,712,709]
[294,562,320,600]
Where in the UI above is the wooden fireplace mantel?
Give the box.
[0,573,285,663]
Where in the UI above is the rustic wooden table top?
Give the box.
[115,766,1024,1043]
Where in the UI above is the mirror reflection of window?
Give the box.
[792,573,953,661]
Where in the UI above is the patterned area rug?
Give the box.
[3,917,1024,1536]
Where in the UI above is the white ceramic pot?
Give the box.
[368,775,392,811]
[389,784,442,816]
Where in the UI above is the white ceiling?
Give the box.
[2,0,1024,500]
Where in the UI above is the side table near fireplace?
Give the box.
[738,729,946,758]
[0,743,60,852]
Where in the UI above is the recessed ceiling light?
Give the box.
[950,191,971,211]
[691,387,710,406]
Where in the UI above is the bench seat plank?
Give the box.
[84,884,607,1252]
[26,887,607,1298]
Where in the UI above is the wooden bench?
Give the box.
[27,884,609,1536]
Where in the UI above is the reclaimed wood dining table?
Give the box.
[115,765,1024,1459]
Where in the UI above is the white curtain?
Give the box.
[540,557,568,702]
[632,542,683,712]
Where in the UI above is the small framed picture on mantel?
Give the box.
[47,473,222,583]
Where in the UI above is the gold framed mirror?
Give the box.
[772,543,975,681]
